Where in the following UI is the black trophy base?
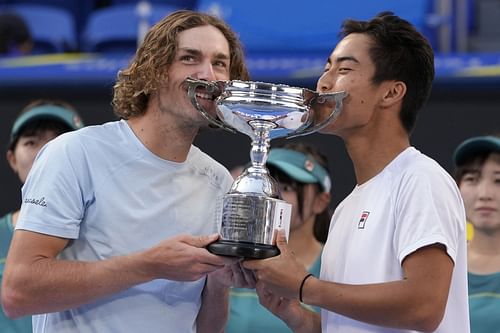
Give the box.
[207,240,280,259]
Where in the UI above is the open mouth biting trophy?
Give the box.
[186,77,347,258]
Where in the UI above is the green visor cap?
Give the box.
[267,148,331,192]
[11,105,84,141]
[453,135,500,166]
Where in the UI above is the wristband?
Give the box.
[299,273,314,303]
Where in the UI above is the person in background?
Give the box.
[0,12,33,56]
[244,12,469,332]
[226,142,332,333]
[453,134,500,333]
[2,10,253,333]
[0,100,84,333]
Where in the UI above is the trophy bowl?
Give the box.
[186,78,347,258]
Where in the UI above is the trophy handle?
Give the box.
[287,91,348,139]
[185,77,237,133]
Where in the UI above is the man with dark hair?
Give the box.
[2,10,253,333]
[245,12,469,333]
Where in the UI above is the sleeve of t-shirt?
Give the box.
[393,165,464,265]
[16,133,92,239]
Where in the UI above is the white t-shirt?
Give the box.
[320,147,469,333]
[16,120,233,333]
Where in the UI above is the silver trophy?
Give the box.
[186,78,347,258]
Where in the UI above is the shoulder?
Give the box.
[389,147,455,188]
[29,121,138,188]
[53,120,124,147]
[39,121,117,155]
[384,148,463,211]
[41,120,136,162]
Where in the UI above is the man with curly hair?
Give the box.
[2,10,253,333]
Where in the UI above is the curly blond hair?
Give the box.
[112,10,250,119]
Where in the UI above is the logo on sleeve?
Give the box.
[358,211,370,229]
[24,197,47,207]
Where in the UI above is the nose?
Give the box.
[317,72,333,93]
[194,61,217,81]
[477,179,493,201]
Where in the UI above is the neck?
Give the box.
[468,229,500,274]
[127,107,198,162]
[469,229,500,255]
[343,115,410,184]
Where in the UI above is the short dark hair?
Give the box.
[340,11,435,133]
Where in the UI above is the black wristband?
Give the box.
[299,273,314,303]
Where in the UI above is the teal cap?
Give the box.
[453,135,500,166]
[11,105,84,141]
[267,148,331,192]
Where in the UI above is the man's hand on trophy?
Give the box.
[243,229,308,300]
[209,259,257,288]
[141,233,237,281]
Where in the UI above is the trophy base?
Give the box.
[207,240,280,259]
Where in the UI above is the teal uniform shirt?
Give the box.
[226,253,321,333]
[468,271,500,333]
[0,212,32,333]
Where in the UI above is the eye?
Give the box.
[20,138,37,147]
[24,140,36,146]
[213,60,228,68]
[179,55,196,62]
[461,174,478,184]
[338,67,351,73]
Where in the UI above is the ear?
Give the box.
[6,149,18,173]
[312,191,331,215]
[380,81,406,108]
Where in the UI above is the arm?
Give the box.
[255,285,321,333]
[196,275,228,333]
[245,231,453,332]
[303,244,452,331]
[196,261,256,333]
[1,230,230,318]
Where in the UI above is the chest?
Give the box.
[74,166,225,256]
[321,188,403,283]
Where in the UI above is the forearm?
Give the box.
[303,277,442,331]
[2,252,152,318]
[196,274,229,333]
[3,230,230,319]
[288,308,321,333]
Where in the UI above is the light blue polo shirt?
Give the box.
[17,120,233,332]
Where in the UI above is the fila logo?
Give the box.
[358,211,370,229]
